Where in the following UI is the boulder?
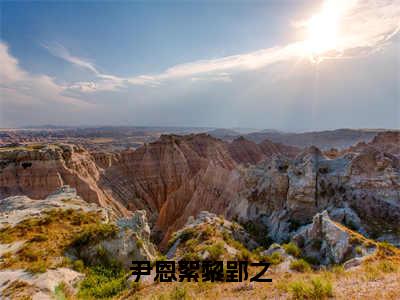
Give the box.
[292,211,375,265]
[76,210,157,269]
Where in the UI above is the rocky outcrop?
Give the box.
[0,145,129,216]
[227,137,265,165]
[165,211,258,260]
[292,211,376,265]
[348,131,400,157]
[1,132,398,249]
[258,139,300,159]
[227,137,300,165]
[0,188,158,298]
[0,185,110,229]
[0,134,299,246]
[0,268,84,300]
[228,144,400,245]
[74,210,157,268]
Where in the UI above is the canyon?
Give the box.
[0,130,399,248]
[0,128,399,299]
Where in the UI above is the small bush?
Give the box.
[54,282,73,300]
[136,238,144,249]
[29,233,48,242]
[310,277,333,299]
[289,277,333,299]
[238,248,252,261]
[202,225,216,239]
[206,241,225,260]
[290,259,312,273]
[168,286,190,300]
[185,238,197,251]
[181,251,201,261]
[330,265,345,275]
[72,223,118,248]
[78,265,127,299]
[73,259,85,272]
[377,260,398,273]
[283,242,301,257]
[179,228,197,242]
[263,252,284,265]
[26,260,47,273]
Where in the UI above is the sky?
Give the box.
[0,0,399,131]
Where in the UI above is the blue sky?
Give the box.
[0,0,399,130]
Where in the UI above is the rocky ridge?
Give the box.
[0,187,157,299]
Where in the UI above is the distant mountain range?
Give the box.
[208,128,396,150]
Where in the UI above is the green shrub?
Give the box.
[54,282,72,300]
[185,238,197,251]
[72,223,118,248]
[238,248,252,261]
[263,252,284,265]
[205,241,225,260]
[179,228,197,242]
[181,251,201,261]
[78,265,127,299]
[283,242,301,257]
[168,286,190,300]
[136,238,144,249]
[202,225,216,239]
[290,259,312,273]
[73,259,85,272]
[29,233,48,242]
[377,260,398,273]
[26,260,47,274]
[310,277,333,299]
[289,277,333,299]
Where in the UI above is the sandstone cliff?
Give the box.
[0,144,129,216]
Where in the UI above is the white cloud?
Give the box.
[0,42,92,110]
[41,0,399,93]
[42,42,99,75]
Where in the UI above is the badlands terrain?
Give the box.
[0,127,399,299]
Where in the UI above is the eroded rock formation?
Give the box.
[1,132,399,248]
[0,145,129,216]
[228,141,400,245]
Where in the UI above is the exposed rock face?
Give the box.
[227,136,265,165]
[0,185,110,229]
[228,141,400,245]
[0,188,157,298]
[292,211,375,265]
[0,268,84,300]
[0,134,297,246]
[165,211,258,260]
[348,131,400,157]
[227,137,300,165]
[258,139,300,159]
[0,145,129,216]
[1,132,398,249]
[76,210,157,268]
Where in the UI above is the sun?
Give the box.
[302,0,353,59]
[305,12,339,55]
